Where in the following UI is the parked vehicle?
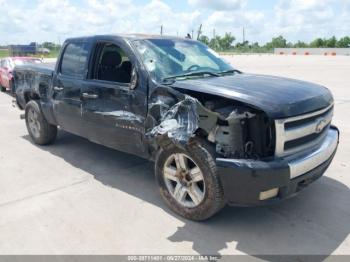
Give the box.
[0,57,42,93]
[9,42,51,56]
[37,47,50,55]
[9,42,38,56]
[13,35,339,220]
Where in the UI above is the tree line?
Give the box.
[198,34,350,52]
[4,35,349,55]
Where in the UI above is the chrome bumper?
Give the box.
[286,128,339,179]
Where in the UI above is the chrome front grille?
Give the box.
[275,105,334,157]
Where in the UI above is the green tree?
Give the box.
[265,36,287,49]
[336,36,350,48]
[310,38,325,48]
[251,42,260,49]
[209,35,222,50]
[286,42,294,48]
[41,42,61,51]
[198,35,210,46]
[294,41,308,48]
[325,36,337,48]
[219,33,235,50]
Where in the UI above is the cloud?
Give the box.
[202,9,265,41]
[0,0,201,44]
[137,0,201,35]
[268,0,348,42]
[188,0,245,10]
[0,0,349,45]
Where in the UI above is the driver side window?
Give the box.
[91,42,132,84]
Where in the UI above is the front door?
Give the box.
[81,40,148,157]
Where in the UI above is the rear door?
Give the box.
[81,39,148,157]
[52,41,91,136]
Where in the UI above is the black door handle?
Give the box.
[82,92,98,99]
[53,86,64,92]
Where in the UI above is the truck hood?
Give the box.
[171,73,333,119]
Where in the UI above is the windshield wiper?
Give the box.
[162,71,220,83]
[219,69,242,75]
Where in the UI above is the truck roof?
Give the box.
[65,34,194,43]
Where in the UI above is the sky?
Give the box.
[0,0,349,45]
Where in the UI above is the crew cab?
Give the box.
[13,35,339,220]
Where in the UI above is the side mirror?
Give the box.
[129,67,138,90]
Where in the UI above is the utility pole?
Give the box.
[57,36,61,56]
[191,30,194,39]
[197,24,202,40]
[213,28,216,38]
[160,25,163,36]
[243,27,245,44]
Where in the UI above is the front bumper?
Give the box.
[216,126,339,206]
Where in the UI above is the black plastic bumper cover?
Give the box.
[217,126,339,206]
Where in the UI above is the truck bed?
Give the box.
[15,62,55,75]
[14,62,55,109]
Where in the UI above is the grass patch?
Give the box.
[0,49,9,58]
[0,49,59,59]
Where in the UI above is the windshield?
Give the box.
[133,39,234,82]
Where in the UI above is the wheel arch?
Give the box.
[24,90,41,104]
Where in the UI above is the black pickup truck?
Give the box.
[14,35,339,220]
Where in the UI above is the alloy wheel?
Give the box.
[163,153,206,208]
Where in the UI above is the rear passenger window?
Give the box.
[61,42,89,78]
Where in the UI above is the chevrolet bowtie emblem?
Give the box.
[315,118,327,133]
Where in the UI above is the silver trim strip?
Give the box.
[284,110,333,141]
[287,128,338,179]
[283,127,330,157]
[275,119,286,157]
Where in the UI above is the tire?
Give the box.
[155,139,225,221]
[0,85,5,92]
[25,100,57,145]
[9,80,15,96]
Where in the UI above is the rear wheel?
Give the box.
[25,100,57,145]
[9,80,15,95]
[155,140,225,221]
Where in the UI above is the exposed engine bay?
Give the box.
[149,90,275,160]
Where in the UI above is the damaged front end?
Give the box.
[147,90,275,160]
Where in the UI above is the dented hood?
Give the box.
[171,74,333,119]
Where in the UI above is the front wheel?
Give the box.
[155,140,225,221]
[25,100,57,145]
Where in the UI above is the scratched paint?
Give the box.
[94,110,144,122]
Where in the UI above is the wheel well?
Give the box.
[24,92,40,104]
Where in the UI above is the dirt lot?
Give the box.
[0,55,349,257]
